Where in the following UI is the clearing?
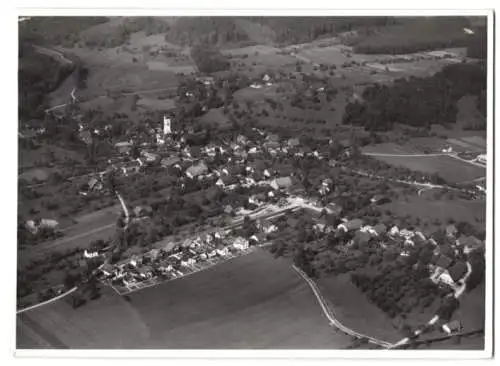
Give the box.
[17,250,350,349]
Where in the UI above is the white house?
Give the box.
[163,116,172,135]
[389,225,400,236]
[476,154,486,164]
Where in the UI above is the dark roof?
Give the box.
[276,176,293,188]
[222,175,239,185]
[373,223,387,235]
[446,224,458,236]
[186,161,208,176]
[354,231,371,245]
[448,261,468,282]
[429,253,440,265]
[436,255,453,270]
[161,156,181,166]
[346,219,363,230]
[439,243,455,258]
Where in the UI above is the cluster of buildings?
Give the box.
[96,221,278,290]
[329,218,483,293]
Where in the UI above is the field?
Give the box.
[17,250,350,349]
[380,196,486,233]
[317,274,402,343]
[369,155,485,183]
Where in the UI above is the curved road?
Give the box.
[292,265,394,349]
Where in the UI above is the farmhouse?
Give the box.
[271,176,293,191]
[186,161,208,179]
[442,320,463,335]
[372,223,388,236]
[476,154,486,164]
[448,261,468,283]
[353,231,371,246]
[337,219,363,232]
[161,156,181,168]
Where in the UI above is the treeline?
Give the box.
[18,42,75,120]
[165,17,250,46]
[190,44,230,74]
[343,63,486,131]
[19,17,108,47]
[348,17,474,55]
[81,17,172,49]
[251,17,398,45]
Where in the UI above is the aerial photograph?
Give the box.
[17,15,487,351]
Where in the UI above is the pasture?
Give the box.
[317,274,401,343]
[17,250,350,349]
[370,155,485,183]
[380,196,486,232]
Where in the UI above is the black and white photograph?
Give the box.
[12,5,493,360]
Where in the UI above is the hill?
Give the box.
[17,250,350,349]
[343,62,487,131]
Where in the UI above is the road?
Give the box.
[292,265,394,349]
[34,45,74,65]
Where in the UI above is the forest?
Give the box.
[342,62,487,131]
[18,42,75,121]
[190,44,231,74]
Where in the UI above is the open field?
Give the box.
[317,273,402,343]
[447,135,486,153]
[380,196,486,233]
[17,250,350,349]
[369,155,485,183]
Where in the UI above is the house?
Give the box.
[448,261,468,283]
[88,177,103,192]
[326,203,342,216]
[399,229,414,239]
[429,253,440,265]
[272,176,293,190]
[133,205,153,218]
[389,225,400,236]
[439,243,455,258]
[476,154,486,164]
[457,235,484,254]
[161,156,181,168]
[370,195,391,205]
[435,254,453,270]
[373,223,387,236]
[115,141,132,154]
[337,219,363,232]
[287,138,300,148]
[446,224,458,237]
[186,161,208,179]
[353,231,371,246]
[442,320,463,335]
[233,237,249,250]
[328,159,337,167]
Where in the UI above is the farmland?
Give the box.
[380,196,486,233]
[366,155,485,183]
[17,250,350,349]
[317,274,402,343]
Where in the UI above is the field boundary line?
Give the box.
[292,265,393,349]
[17,287,77,314]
